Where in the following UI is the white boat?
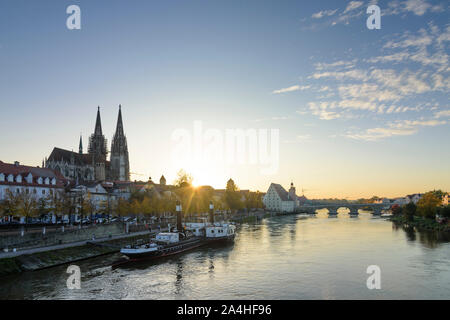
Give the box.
[184,219,236,243]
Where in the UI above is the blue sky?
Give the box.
[0,0,449,198]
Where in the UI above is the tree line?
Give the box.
[0,170,264,222]
[391,190,450,221]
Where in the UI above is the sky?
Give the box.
[0,0,449,199]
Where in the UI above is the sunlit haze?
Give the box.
[0,0,449,199]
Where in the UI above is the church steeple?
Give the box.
[94,106,103,136]
[111,104,130,181]
[115,104,124,138]
[79,134,83,154]
[88,106,108,181]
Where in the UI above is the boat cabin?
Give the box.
[155,232,179,243]
[205,223,235,238]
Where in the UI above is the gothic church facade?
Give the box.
[45,106,130,182]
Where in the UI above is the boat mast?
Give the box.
[209,201,214,225]
[176,200,183,232]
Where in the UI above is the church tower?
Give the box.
[110,105,130,181]
[288,182,299,207]
[79,135,83,154]
[88,106,108,181]
[288,182,296,200]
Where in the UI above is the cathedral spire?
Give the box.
[79,134,83,154]
[114,104,125,138]
[111,104,130,181]
[94,106,103,136]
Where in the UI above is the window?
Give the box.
[42,190,46,195]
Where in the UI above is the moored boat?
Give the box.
[184,202,237,243]
[119,201,205,262]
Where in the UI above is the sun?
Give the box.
[184,163,225,189]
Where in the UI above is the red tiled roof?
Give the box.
[0,160,66,188]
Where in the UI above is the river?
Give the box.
[1,210,449,299]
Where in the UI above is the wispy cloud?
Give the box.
[384,0,444,16]
[312,9,338,19]
[279,22,449,141]
[434,109,450,118]
[272,85,310,94]
[303,0,446,29]
[343,1,364,14]
[345,119,446,141]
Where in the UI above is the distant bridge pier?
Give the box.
[372,207,382,215]
[349,208,359,216]
[327,207,338,216]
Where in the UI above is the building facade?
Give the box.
[263,183,298,213]
[0,160,66,202]
[46,106,130,182]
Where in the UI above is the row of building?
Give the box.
[372,193,449,206]
[0,158,168,208]
[261,183,449,213]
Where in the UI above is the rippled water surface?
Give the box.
[1,211,450,299]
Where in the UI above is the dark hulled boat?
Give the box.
[120,232,204,260]
[118,202,205,262]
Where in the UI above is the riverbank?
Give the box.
[389,215,450,232]
[0,233,152,277]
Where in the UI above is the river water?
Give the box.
[1,210,449,300]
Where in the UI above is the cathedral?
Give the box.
[45,106,130,182]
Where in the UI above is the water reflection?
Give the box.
[1,213,449,300]
[392,221,450,248]
[174,261,183,295]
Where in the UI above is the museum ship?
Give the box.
[119,203,204,261]
[184,202,236,243]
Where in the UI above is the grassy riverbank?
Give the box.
[389,215,450,232]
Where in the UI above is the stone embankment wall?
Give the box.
[0,223,126,250]
[0,233,151,277]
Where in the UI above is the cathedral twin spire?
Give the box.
[85,105,130,181]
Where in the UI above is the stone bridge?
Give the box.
[297,203,389,215]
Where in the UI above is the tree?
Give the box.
[432,190,445,201]
[37,197,49,219]
[244,191,263,211]
[3,190,20,219]
[0,201,5,218]
[391,204,402,216]
[116,198,130,217]
[82,193,96,221]
[402,202,416,222]
[416,192,441,219]
[3,189,38,222]
[174,169,193,188]
[224,178,242,213]
[436,205,450,219]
